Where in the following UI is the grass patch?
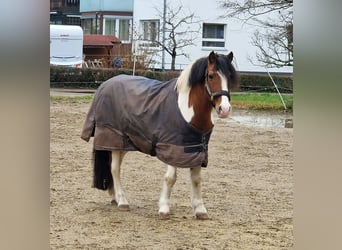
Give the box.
[231,93,293,111]
[50,92,293,111]
[50,94,94,103]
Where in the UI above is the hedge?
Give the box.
[239,74,293,93]
[50,66,293,93]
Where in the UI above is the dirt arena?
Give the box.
[50,98,293,249]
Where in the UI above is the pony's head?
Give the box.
[187,51,238,118]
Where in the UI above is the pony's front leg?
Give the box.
[110,151,129,210]
[190,167,209,220]
[158,165,177,219]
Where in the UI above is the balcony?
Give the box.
[80,0,133,13]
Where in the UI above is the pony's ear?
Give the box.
[208,51,217,64]
[227,52,234,62]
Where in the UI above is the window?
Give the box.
[102,17,131,41]
[50,0,62,8]
[82,18,100,34]
[202,23,226,48]
[66,0,79,5]
[105,19,116,35]
[82,19,92,34]
[66,16,81,26]
[119,19,130,41]
[141,20,159,45]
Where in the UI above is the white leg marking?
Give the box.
[159,165,177,218]
[111,151,129,210]
[190,167,209,220]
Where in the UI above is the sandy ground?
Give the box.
[50,98,293,249]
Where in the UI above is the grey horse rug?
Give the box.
[81,74,212,168]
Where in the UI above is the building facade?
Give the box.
[50,0,81,25]
[79,0,133,44]
[133,0,292,72]
[134,0,231,70]
[50,0,293,73]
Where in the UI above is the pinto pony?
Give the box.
[81,51,238,219]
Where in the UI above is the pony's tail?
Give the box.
[92,149,113,190]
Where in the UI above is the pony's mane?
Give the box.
[175,60,195,93]
[175,54,238,93]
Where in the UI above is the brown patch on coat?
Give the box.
[188,84,214,133]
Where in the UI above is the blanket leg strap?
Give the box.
[150,135,157,156]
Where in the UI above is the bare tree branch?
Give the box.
[218,0,293,68]
[153,3,200,70]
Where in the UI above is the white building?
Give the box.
[133,0,292,73]
[79,0,292,73]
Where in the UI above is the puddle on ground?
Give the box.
[216,109,293,128]
[228,115,287,128]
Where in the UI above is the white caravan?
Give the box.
[50,25,83,68]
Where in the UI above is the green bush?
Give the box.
[50,66,292,93]
[50,67,133,88]
[50,66,180,89]
[239,74,293,93]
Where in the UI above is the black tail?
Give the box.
[92,149,113,190]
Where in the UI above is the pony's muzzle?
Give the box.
[216,95,231,118]
[217,105,230,118]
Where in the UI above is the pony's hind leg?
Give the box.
[110,151,129,211]
[158,165,177,219]
[190,167,209,220]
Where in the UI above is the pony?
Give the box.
[81,51,238,219]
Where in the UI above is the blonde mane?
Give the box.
[175,61,195,94]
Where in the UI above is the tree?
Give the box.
[218,0,293,68]
[131,23,159,70]
[155,3,200,70]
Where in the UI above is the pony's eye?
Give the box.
[208,74,214,80]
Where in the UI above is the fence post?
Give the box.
[266,68,287,110]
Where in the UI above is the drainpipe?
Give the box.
[95,12,99,34]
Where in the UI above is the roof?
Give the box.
[50,25,83,38]
[83,35,121,47]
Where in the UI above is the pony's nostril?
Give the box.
[217,104,230,118]
[219,105,229,113]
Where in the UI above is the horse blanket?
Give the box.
[81,74,212,168]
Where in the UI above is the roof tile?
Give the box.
[83,35,121,47]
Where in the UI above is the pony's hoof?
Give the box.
[111,199,118,205]
[195,213,209,220]
[118,204,130,211]
[159,212,170,220]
